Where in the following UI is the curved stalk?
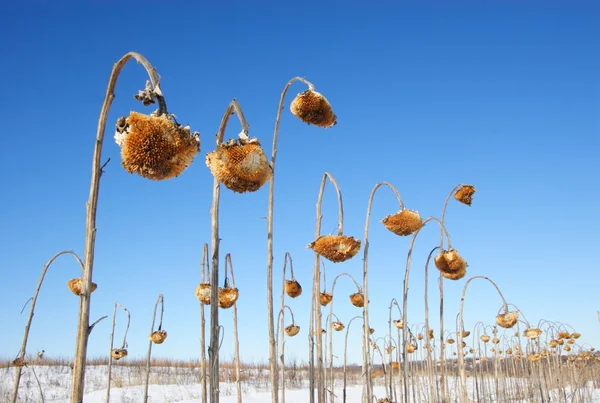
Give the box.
[279,252,293,403]
[224,253,243,403]
[143,294,164,403]
[268,76,317,403]
[388,298,402,402]
[457,276,510,403]
[312,172,344,403]
[209,99,250,403]
[401,217,451,403]
[423,246,439,402]
[106,302,130,403]
[343,316,363,403]
[199,243,209,403]
[73,51,166,403]
[11,250,84,403]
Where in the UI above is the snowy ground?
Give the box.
[2,363,600,402]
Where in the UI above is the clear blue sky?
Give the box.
[1,1,598,366]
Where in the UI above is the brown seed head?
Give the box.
[319,292,333,306]
[116,112,200,180]
[67,278,98,296]
[434,249,467,273]
[308,235,361,263]
[111,348,128,360]
[571,332,581,339]
[349,292,365,307]
[393,319,404,329]
[195,283,211,305]
[440,266,467,281]
[218,287,239,309]
[332,321,345,331]
[480,335,490,343]
[206,138,272,193]
[407,343,418,353]
[461,331,471,338]
[285,280,302,298]
[290,90,337,128]
[496,311,519,328]
[446,338,456,344]
[285,325,300,337]
[523,328,542,340]
[454,185,477,206]
[149,330,168,344]
[381,209,423,236]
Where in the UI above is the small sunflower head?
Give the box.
[284,324,300,337]
[111,348,128,360]
[440,267,467,281]
[393,319,404,329]
[319,292,333,306]
[480,335,491,343]
[454,185,477,206]
[523,328,542,340]
[67,278,98,296]
[496,311,519,328]
[149,330,168,344]
[195,283,212,305]
[434,249,467,273]
[115,112,200,180]
[308,235,361,263]
[349,292,365,307]
[218,287,239,309]
[332,321,345,331]
[206,138,272,193]
[381,209,423,236]
[290,89,337,128]
[285,280,302,298]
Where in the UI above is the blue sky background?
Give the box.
[1,1,598,366]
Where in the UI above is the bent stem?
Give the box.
[224,253,243,403]
[268,76,316,403]
[73,51,166,403]
[312,172,344,403]
[143,294,165,403]
[423,246,440,402]
[107,302,130,403]
[343,316,363,403]
[209,99,249,403]
[279,252,294,403]
[12,250,84,403]
[199,243,209,403]
[401,217,451,403]
[362,181,405,402]
[457,276,510,403]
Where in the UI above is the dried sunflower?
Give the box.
[149,330,167,344]
[285,280,302,298]
[290,90,337,128]
[67,278,98,296]
[308,235,361,263]
[381,209,423,236]
[454,185,477,206]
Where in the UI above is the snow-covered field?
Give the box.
[3,363,600,402]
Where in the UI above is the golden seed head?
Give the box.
[149,330,168,344]
[480,335,491,343]
[461,331,471,338]
[527,353,541,362]
[116,112,200,180]
[417,333,424,341]
[285,280,302,298]
[440,266,467,281]
[381,209,423,236]
[393,319,404,329]
[557,338,564,345]
[290,90,337,128]
[523,328,542,340]
[332,321,345,331]
[218,287,239,309]
[446,338,456,344]
[549,340,558,348]
[206,138,272,193]
[496,311,519,328]
[567,338,575,345]
[284,325,300,337]
[454,185,477,206]
[111,348,128,360]
[564,345,572,352]
[308,235,361,263]
[434,249,467,273]
[349,292,365,307]
[407,343,418,353]
[557,331,570,339]
[384,346,395,354]
[67,278,98,296]
[319,292,333,306]
[195,283,212,305]
[571,332,581,339]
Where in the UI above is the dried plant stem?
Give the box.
[200,243,209,403]
[11,250,84,403]
[209,99,250,403]
[107,302,130,403]
[401,217,451,403]
[278,253,293,403]
[269,76,315,403]
[423,246,439,403]
[312,172,344,403]
[457,276,510,403]
[342,316,363,403]
[143,294,164,403]
[362,181,405,403]
[73,51,164,403]
[224,254,243,403]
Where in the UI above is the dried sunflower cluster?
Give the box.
[308,235,361,263]
[381,209,423,236]
[206,137,272,193]
[115,111,200,180]
[434,248,468,280]
[290,90,337,128]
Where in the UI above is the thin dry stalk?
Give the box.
[362,182,405,402]
[11,250,85,403]
[423,246,439,402]
[72,51,165,403]
[225,253,243,403]
[107,302,130,403]
[200,243,209,403]
[343,316,363,403]
[143,294,165,403]
[209,99,250,403]
[278,252,294,403]
[312,172,345,403]
[269,77,319,403]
